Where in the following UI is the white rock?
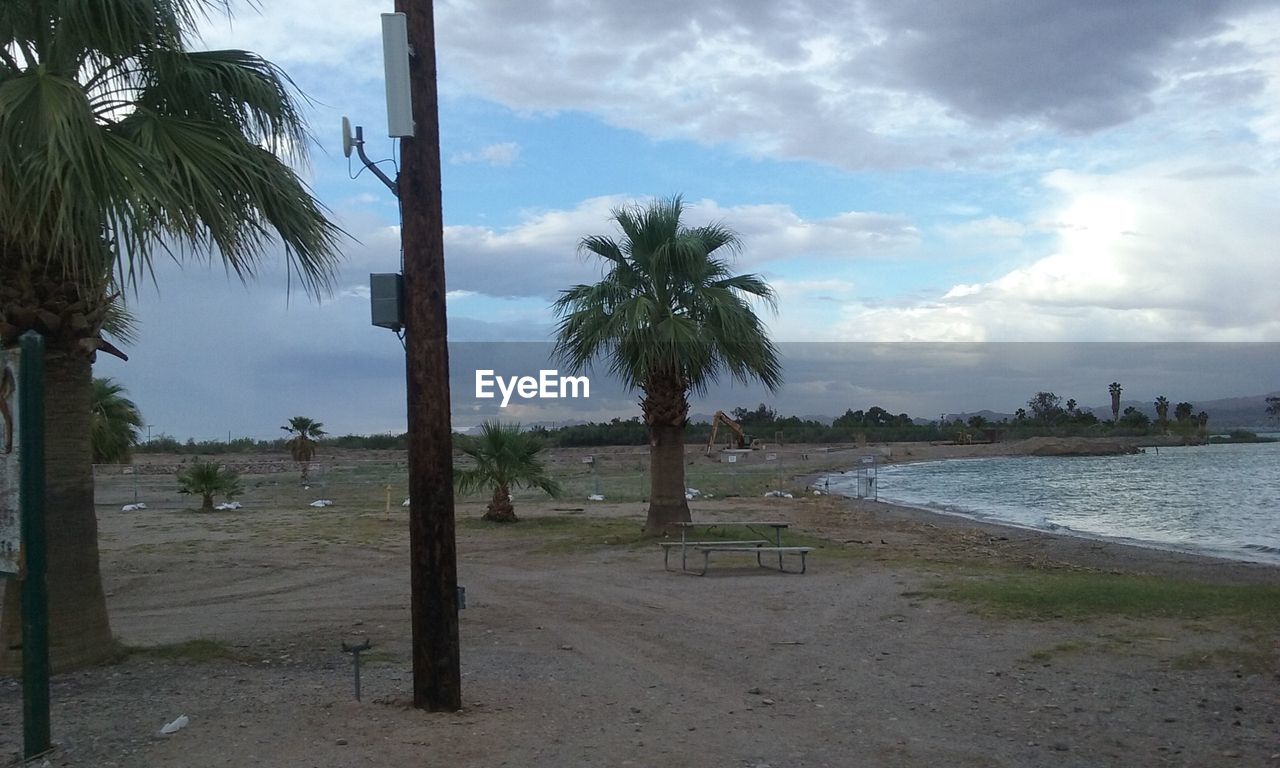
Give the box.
[160,714,189,735]
[310,499,334,507]
[587,494,605,501]
[121,503,147,512]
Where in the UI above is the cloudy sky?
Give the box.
[97,0,1280,439]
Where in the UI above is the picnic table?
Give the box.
[661,521,812,575]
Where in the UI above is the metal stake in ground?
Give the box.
[342,639,373,701]
[19,332,51,759]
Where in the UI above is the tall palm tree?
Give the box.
[553,196,782,535]
[1155,396,1170,433]
[90,377,144,464]
[454,421,561,523]
[0,0,342,673]
[1108,382,1123,425]
[282,416,326,483]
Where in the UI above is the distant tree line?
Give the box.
[131,385,1277,457]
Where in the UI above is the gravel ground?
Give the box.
[2,463,1278,767]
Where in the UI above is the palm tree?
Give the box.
[177,462,244,513]
[1109,382,1123,424]
[0,0,342,673]
[553,196,782,535]
[282,416,326,483]
[454,421,561,523]
[1155,396,1170,432]
[90,378,144,464]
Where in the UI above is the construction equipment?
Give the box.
[705,410,762,454]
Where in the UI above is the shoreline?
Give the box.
[802,438,1280,583]
[838,495,1280,584]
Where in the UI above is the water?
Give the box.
[823,439,1280,565]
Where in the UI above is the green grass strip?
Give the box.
[926,572,1280,624]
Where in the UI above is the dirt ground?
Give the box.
[2,445,1278,767]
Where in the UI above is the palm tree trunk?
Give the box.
[0,351,115,674]
[201,493,214,513]
[645,421,691,535]
[482,484,517,523]
[642,372,691,536]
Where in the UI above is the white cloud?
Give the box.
[450,142,521,166]
[832,165,1280,341]
[432,196,915,299]
[939,216,1028,241]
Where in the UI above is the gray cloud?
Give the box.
[427,0,1274,168]
[860,1,1255,131]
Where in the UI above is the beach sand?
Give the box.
[2,445,1277,767]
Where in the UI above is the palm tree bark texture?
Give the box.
[642,368,694,532]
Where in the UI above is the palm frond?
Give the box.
[552,195,781,397]
[0,0,343,304]
[453,421,561,500]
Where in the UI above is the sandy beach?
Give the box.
[2,443,1277,767]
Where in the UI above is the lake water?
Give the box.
[823,439,1280,565]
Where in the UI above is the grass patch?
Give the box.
[1027,640,1091,663]
[132,638,253,663]
[1171,646,1276,674]
[919,572,1280,626]
[459,515,650,553]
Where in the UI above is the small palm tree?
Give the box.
[1109,382,1123,425]
[91,378,144,464]
[177,462,244,513]
[454,421,561,523]
[553,195,781,535]
[282,416,326,482]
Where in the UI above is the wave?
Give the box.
[1242,543,1280,555]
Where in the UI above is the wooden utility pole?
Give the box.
[396,0,461,711]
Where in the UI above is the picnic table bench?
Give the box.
[662,521,812,575]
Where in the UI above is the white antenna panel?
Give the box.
[381,13,414,138]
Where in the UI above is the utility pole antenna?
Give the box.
[396,0,461,711]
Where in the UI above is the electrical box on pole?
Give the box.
[370,273,404,331]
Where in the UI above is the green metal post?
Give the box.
[20,331,50,758]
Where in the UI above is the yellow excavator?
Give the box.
[705,410,763,454]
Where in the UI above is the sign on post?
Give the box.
[0,349,19,576]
